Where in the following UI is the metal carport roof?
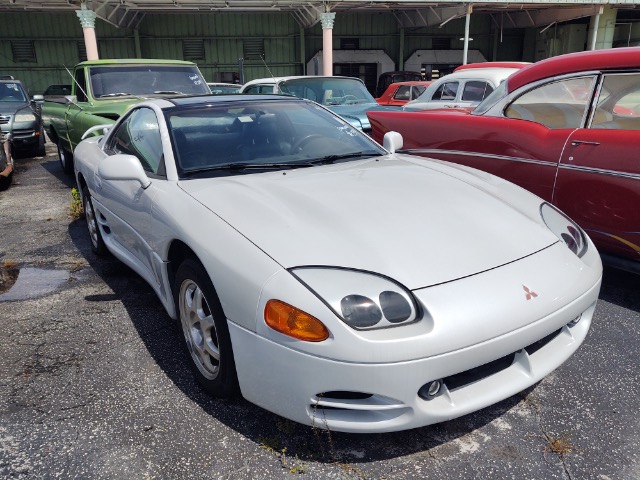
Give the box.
[0,1,638,29]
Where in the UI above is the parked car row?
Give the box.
[15,48,639,433]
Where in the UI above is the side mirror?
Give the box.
[383,131,403,154]
[64,95,78,105]
[97,154,151,189]
[32,94,44,104]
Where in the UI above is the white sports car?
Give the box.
[74,95,602,433]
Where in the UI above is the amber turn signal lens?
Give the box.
[264,300,330,342]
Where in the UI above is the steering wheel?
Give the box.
[290,134,325,154]
[342,95,358,104]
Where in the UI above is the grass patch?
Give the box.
[69,187,83,219]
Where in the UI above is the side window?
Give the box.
[592,73,640,130]
[462,81,493,102]
[432,82,458,101]
[505,76,596,129]
[393,85,411,101]
[412,85,427,99]
[245,85,274,95]
[74,70,87,102]
[106,108,164,175]
[244,85,261,94]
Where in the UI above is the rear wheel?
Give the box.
[82,185,107,255]
[174,258,239,398]
[57,138,73,174]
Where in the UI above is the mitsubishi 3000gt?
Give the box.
[73,94,602,433]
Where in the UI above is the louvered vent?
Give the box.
[183,40,204,61]
[11,40,36,63]
[432,37,451,50]
[243,39,265,60]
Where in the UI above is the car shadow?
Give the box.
[598,265,640,312]
[64,218,555,463]
[40,155,76,188]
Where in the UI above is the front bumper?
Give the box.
[229,264,600,433]
[1,122,42,149]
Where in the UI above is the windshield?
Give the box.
[0,82,27,102]
[472,80,508,115]
[89,65,210,98]
[167,99,385,178]
[279,78,376,106]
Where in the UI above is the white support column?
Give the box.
[462,4,472,65]
[320,12,336,76]
[590,7,602,50]
[76,3,99,60]
[588,5,617,50]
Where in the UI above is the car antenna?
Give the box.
[260,55,276,82]
[63,64,93,107]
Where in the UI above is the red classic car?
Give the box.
[376,81,432,106]
[368,47,640,269]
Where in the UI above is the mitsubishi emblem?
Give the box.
[523,285,538,300]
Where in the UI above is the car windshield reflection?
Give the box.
[280,78,376,106]
[167,99,385,178]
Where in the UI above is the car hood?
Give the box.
[328,103,399,130]
[180,156,557,289]
[0,100,30,115]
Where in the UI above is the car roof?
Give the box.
[433,67,521,83]
[0,79,24,84]
[162,94,304,107]
[387,81,432,86]
[454,61,531,72]
[78,58,197,67]
[242,75,364,87]
[506,47,640,93]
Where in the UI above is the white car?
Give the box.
[403,66,522,112]
[74,95,602,433]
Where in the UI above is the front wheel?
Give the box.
[57,138,73,174]
[34,128,46,157]
[82,186,107,255]
[174,258,239,398]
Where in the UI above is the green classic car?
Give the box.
[42,59,210,173]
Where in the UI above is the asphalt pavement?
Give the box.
[1,143,639,480]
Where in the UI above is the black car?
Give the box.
[0,78,46,158]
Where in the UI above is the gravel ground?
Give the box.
[0,144,639,480]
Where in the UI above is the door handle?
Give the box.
[571,140,600,147]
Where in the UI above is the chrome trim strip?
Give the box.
[403,148,556,168]
[403,148,640,181]
[559,163,640,181]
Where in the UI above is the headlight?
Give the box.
[14,112,35,122]
[291,267,419,330]
[540,202,587,257]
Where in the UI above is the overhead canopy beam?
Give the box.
[485,5,603,28]
[0,1,635,30]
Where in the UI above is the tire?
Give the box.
[82,185,107,255]
[174,258,239,398]
[57,138,73,174]
[35,128,46,157]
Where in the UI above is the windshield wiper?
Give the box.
[181,162,312,177]
[154,90,184,95]
[306,151,379,164]
[99,92,131,97]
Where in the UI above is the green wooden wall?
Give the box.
[0,9,612,95]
